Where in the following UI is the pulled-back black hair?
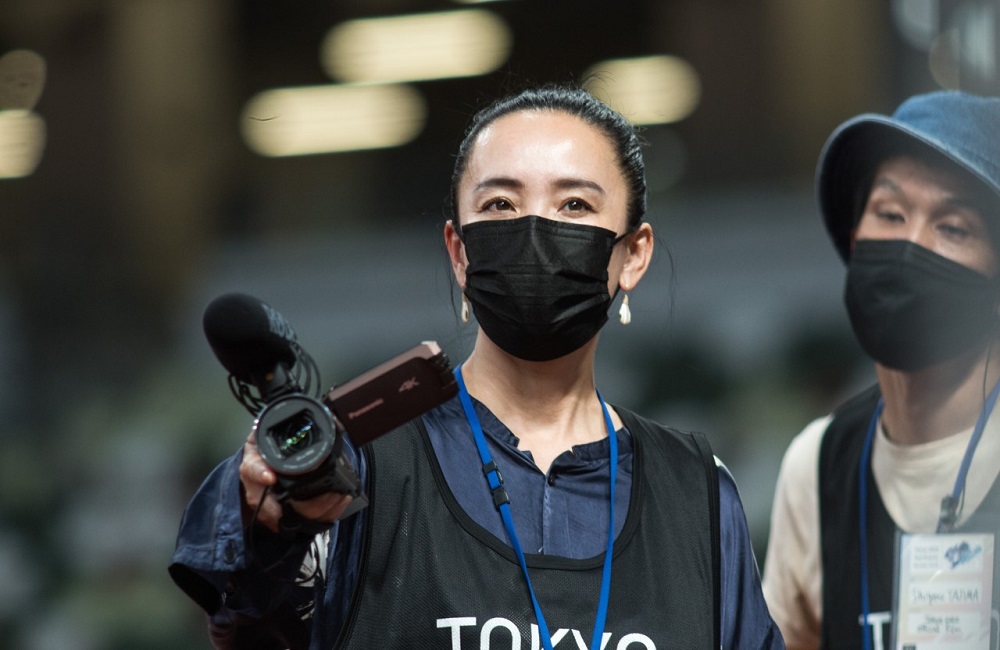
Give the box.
[448,85,647,228]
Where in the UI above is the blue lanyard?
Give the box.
[857,378,1000,650]
[941,378,1000,532]
[857,398,883,650]
[454,365,617,650]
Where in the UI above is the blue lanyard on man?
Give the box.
[454,365,617,650]
[857,378,1000,650]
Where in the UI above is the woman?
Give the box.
[170,85,782,649]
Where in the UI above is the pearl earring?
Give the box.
[619,293,631,326]
[461,294,471,324]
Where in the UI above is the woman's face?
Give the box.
[455,110,631,236]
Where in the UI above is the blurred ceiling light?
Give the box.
[891,0,940,51]
[928,29,961,88]
[583,55,701,125]
[927,1,996,90]
[0,49,47,110]
[321,10,511,83]
[0,110,46,179]
[952,0,996,82]
[241,83,427,156]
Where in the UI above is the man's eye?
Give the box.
[877,211,904,223]
[939,223,970,238]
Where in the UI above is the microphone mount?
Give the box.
[226,339,322,415]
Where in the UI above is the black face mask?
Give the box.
[459,215,624,362]
[844,239,1000,371]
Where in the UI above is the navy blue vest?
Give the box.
[331,408,720,649]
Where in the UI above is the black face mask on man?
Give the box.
[844,239,1000,371]
[459,215,626,362]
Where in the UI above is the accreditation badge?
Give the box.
[893,532,995,649]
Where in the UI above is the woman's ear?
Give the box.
[444,220,467,289]
[619,222,654,291]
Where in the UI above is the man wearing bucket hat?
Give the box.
[762,90,1000,650]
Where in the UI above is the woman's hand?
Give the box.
[239,432,354,533]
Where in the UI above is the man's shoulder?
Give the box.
[817,383,883,466]
[829,384,882,419]
[779,414,833,483]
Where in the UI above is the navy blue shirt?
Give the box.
[170,395,783,648]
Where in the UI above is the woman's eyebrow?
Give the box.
[473,177,523,192]
[472,176,606,194]
[552,177,606,195]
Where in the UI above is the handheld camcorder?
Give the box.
[203,293,457,525]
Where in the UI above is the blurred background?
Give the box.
[0,0,997,647]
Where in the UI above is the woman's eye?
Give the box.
[482,198,514,211]
[562,199,592,212]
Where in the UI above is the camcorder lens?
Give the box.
[272,414,317,457]
[254,395,340,479]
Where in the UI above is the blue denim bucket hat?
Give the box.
[817,90,1000,262]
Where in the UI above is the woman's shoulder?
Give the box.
[613,404,697,439]
[615,405,719,462]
